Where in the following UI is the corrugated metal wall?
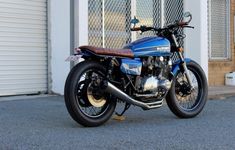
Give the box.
[0,0,48,96]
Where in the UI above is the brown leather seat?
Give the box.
[79,46,134,58]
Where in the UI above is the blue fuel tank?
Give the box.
[124,36,171,57]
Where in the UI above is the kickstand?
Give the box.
[115,103,131,116]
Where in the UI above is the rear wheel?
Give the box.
[64,61,116,127]
[166,61,208,118]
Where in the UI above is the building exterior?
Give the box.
[0,0,49,96]
[0,0,232,96]
[208,0,235,85]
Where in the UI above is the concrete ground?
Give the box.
[0,95,235,150]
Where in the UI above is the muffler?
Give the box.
[103,81,163,110]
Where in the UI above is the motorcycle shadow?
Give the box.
[114,108,176,124]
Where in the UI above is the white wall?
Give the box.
[74,0,88,48]
[184,0,208,79]
[50,0,71,94]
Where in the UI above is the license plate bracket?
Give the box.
[65,55,82,62]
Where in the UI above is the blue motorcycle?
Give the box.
[65,12,208,127]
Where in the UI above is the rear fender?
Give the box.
[66,48,103,62]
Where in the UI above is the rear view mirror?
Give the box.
[183,12,192,24]
[131,16,140,27]
[184,12,191,18]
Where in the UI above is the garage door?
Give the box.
[0,0,48,96]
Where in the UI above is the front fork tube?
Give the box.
[171,33,194,89]
[178,52,194,89]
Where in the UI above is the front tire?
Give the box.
[166,61,208,118]
[64,61,116,127]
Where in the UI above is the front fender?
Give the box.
[172,58,191,76]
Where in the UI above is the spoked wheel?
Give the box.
[64,61,116,127]
[166,61,208,118]
[175,70,199,110]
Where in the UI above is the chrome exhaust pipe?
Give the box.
[104,81,163,110]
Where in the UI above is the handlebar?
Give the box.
[131,26,161,32]
[131,21,194,33]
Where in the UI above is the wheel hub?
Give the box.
[176,81,192,97]
[87,84,106,107]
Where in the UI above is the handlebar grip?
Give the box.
[184,25,195,29]
[131,27,141,31]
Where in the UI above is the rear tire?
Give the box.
[166,61,208,118]
[64,61,116,127]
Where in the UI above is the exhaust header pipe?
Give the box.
[103,81,162,110]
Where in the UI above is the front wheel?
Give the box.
[64,61,116,127]
[166,61,208,118]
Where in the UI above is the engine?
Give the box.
[134,56,172,99]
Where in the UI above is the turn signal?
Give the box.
[178,47,184,52]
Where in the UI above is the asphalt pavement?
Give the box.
[0,96,235,150]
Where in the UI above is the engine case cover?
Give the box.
[142,76,159,92]
[120,58,142,75]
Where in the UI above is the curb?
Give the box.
[0,94,57,102]
[208,93,235,100]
